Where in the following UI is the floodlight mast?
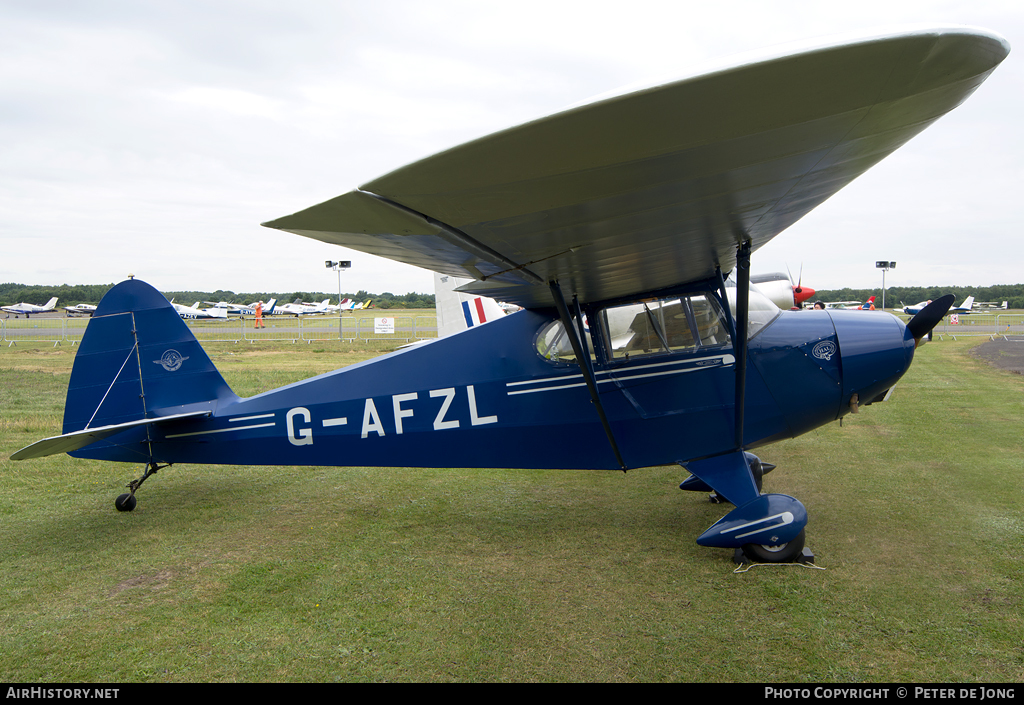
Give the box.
[326,261,352,338]
[326,260,352,309]
[875,261,895,309]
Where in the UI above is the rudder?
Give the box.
[63,279,238,435]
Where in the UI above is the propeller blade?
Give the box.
[907,294,955,342]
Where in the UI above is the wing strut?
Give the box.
[733,240,751,450]
[548,281,626,470]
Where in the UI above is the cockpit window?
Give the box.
[600,293,731,361]
[724,284,782,339]
[536,318,595,364]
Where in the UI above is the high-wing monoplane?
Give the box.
[63,304,97,317]
[12,27,1009,563]
[2,297,58,318]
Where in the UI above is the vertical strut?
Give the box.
[733,241,751,450]
[549,281,626,470]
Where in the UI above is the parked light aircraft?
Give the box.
[900,300,931,315]
[750,272,816,310]
[435,272,508,338]
[208,299,277,316]
[855,296,877,310]
[333,298,372,311]
[951,296,976,314]
[63,304,97,317]
[2,297,58,318]
[170,301,228,320]
[906,296,975,315]
[274,298,332,315]
[12,28,1008,563]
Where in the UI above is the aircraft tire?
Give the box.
[115,493,137,512]
[741,529,805,563]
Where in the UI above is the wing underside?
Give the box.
[264,27,1009,308]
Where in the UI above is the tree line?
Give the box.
[7,281,1024,311]
[0,283,436,310]
[811,284,1024,310]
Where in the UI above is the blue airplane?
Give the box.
[12,27,1008,563]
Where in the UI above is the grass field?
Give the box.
[1,336,1021,682]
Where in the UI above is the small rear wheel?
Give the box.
[741,529,805,563]
[115,493,137,512]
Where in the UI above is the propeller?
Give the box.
[786,263,815,307]
[906,294,955,345]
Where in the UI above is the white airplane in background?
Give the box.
[320,298,371,312]
[905,296,975,316]
[205,299,277,316]
[64,304,97,317]
[435,272,509,338]
[274,298,332,315]
[749,272,816,310]
[170,301,228,320]
[951,296,976,314]
[319,298,351,313]
[2,297,58,318]
[974,301,1008,310]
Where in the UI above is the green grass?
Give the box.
[1,339,1022,682]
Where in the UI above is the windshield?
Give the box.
[724,283,782,339]
[600,293,731,361]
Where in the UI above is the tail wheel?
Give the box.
[114,493,137,512]
[741,529,805,563]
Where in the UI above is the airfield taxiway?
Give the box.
[971,337,1024,375]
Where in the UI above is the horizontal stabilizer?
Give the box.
[11,411,211,461]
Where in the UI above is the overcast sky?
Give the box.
[1,1,1021,299]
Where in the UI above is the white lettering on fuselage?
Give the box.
[287,385,497,446]
[362,398,385,439]
[429,387,459,430]
[286,407,313,446]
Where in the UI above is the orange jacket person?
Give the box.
[255,301,265,329]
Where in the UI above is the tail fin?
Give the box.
[45,297,58,309]
[434,271,506,337]
[265,298,277,314]
[62,279,237,436]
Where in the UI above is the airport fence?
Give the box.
[6,312,1023,347]
[928,313,1024,339]
[1,315,440,347]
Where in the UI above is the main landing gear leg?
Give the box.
[114,461,170,512]
[681,451,811,564]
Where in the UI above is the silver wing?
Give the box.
[263,27,1009,309]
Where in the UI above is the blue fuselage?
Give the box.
[72,295,916,472]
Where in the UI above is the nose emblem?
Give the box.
[812,340,837,361]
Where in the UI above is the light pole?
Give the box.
[326,261,351,339]
[325,260,352,307]
[875,261,895,310]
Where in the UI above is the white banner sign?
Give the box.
[374,317,394,334]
